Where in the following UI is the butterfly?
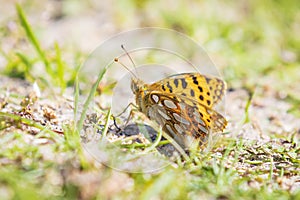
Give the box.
[129,72,227,150]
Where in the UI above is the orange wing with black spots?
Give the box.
[149,73,226,108]
[131,72,227,150]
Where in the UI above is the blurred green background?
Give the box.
[1,0,299,89]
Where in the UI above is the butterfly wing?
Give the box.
[143,91,227,148]
[150,73,226,108]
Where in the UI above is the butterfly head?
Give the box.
[131,77,149,112]
[131,78,144,94]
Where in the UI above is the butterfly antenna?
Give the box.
[121,44,139,76]
[114,57,137,79]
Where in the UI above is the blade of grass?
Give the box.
[101,108,111,139]
[217,140,236,186]
[0,111,64,143]
[74,75,79,124]
[16,4,52,75]
[16,52,32,74]
[243,88,255,124]
[138,126,163,155]
[54,42,66,90]
[76,64,108,132]
[63,125,91,169]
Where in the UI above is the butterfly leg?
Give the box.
[113,102,138,118]
[112,103,139,131]
[112,116,121,131]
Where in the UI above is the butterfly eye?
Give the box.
[131,80,138,93]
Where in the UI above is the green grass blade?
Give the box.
[74,75,79,124]
[16,4,52,75]
[243,88,255,124]
[0,111,64,143]
[54,42,66,90]
[101,108,111,139]
[76,65,107,132]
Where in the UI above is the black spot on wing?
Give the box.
[207,100,211,106]
[174,79,179,88]
[180,78,187,89]
[166,82,173,93]
[192,76,198,85]
[198,86,203,93]
[199,95,204,101]
[190,89,195,97]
